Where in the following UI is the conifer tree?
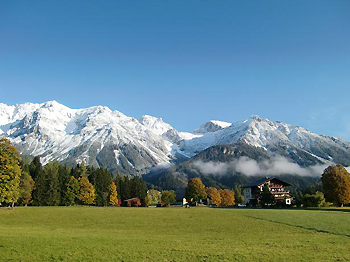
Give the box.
[30,157,47,206]
[0,138,22,208]
[58,164,71,205]
[260,183,275,207]
[44,161,60,206]
[109,182,118,206]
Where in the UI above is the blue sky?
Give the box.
[1,1,350,140]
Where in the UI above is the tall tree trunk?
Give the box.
[11,200,15,209]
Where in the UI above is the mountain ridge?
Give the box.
[1,101,350,176]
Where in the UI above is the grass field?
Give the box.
[0,207,350,261]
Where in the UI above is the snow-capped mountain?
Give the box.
[1,101,350,175]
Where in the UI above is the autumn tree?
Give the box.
[185,177,207,204]
[109,182,118,206]
[18,171,35,206]
[64,176,80,206]
[206,187,221,206]
[219,189,235,207]
[144,194,152,207]
[146,189,162,206]
[78,176,96,205]
[322,164,350,207]
[160,190,176,207]
[0,138,22,208]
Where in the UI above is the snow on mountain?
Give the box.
[179,115,350,165]
[1,101,350,174]
[194,120,232,134]
[139,115,173,136]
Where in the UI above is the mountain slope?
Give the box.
[1,101,350,176]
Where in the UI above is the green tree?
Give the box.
[78,176,96,205]
[0,138,22,208]
[58,164,71,205]
[303,191,331,207]
[322,164,350,207]
[160,190,176,207]
[18,171,35,206]
[109,182,118,206]
[73,163,88,178]
[64,176,80,206]
[44,161,60,206]
[89,167,112,206]
[206,187,221,206]
[260,183,275,207]
[130,176,147,205]
[30,157,46,206]
[233,185,244,204]
[185,177,207,204]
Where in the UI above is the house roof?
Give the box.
[124,197,140,202]
[242,177,291,188]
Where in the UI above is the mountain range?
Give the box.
[1,101,350,189]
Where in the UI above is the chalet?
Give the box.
[242,177,292,206]
[124,197,141,207]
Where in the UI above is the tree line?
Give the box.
[1,138,350,208]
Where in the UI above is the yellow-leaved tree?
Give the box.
[322,164,350,207]
[206,187,222,206]
[0,138,22,208]
[109,182,118,206]
[219,189,235,207]
[78,176,96,205]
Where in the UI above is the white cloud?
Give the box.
[193,156,330,177]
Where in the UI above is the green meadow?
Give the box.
[0,207,349,261]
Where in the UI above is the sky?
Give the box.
[1,1,350,140]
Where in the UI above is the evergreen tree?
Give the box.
[322,164,350,207]
[73,163,88,178]
[44,161,60,206]
[58,164,71,205]
[0,138,22,208]
[260,183,275,207]
[64,176,79,206]
[118,176,132,202]
[30,157,46,206]
[130,176,147,204]
[78,176,96,205]
[89,167,112,206]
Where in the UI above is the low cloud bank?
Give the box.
[193,156,330,177]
